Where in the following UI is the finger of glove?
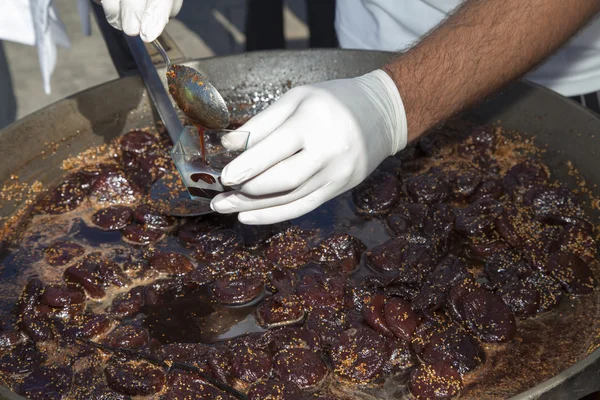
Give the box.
[121,0,146,36]
[220,113,306,186]
[238,88,306,147]
[211,169,329,214]
[221,130,252,151]
[140,0,171,42]
[237,183,336,225]
[236,150,322,196]
[101,0,122,30]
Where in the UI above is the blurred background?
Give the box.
[0,0,338,129]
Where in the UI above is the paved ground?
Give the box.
[2,0,311,122]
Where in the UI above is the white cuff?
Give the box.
[357,69,408,155]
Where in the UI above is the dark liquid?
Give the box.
[188,187,222,199]
[141,287,215,344]
[141,286,264,344]
[193,122,207,164]
[190,173,216,184]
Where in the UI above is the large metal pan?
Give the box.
[1,49,600,400]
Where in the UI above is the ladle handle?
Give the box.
[152,40,171,67]
[123,34,183,145]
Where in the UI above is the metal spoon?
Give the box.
[123,34,223,217]
[166,64,231,129]
[153,41,230,129]
[151,39,171,66]
[91,0,230,129]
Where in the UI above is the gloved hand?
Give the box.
[210,69,408,225]
[101,0,183,42]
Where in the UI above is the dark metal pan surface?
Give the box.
[1,49,600,400]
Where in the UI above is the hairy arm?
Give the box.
[383,0,600,141]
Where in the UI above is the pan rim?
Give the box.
[1,49,600,400]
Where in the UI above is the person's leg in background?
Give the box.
[570,92,600,114]
[0,41,17,131]
[306,0,338,48]
[245,0,285,51]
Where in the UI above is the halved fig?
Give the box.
[230,346,272,383]
[105,357,165,396]
[19,365,72,400]
[212,276,264,305]
[38,172,93,214]
[192,229,242,262]
[405,171,450,205]
[248,379,301,400]
[265,228,310,269]
[89,169,142,206]
[121,223,165,246]
[384,297,421,341]
[409,362,462,400]
[331,327,386,383]
[421,325,485,375]
[455,287,517,343]
[91,206,133,231]
[311,233,366,273]
[305,309,347,348]
[546,251,596,295]
[41,284,85,308]
[132,204,176,230]
[498,280,540,318]
[297,271,345,311]
[44,241,85,267]
[383,337,415,374]
[274,348,328,390]
[105,325,150,350]
[353,171,400,215]
[109,287,145,318]
[255,294,305,328]
[148,251,194,275]
[270,327,322,352]
[558,223,597,264]
[362,293,394,337]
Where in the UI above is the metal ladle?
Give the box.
[154,41,231,129]
[123,35,228,216]
[90,0,230,129]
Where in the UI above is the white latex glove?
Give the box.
[210,69,408,225]
[101,0,183,42]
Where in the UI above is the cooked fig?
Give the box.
[105,357,165,396]
[331,327,386,383]
[273,348,328,389]
[44,241,85,267]
[353,171,400,215]
[91,206,133,231]
[409,362,462,400]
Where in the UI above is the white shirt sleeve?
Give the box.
[31,0,71,94]
[0,0,36,45]
[0,0,72,95]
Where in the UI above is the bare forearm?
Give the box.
[383,0,600,141]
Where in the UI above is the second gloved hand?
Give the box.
[210,69,408,225]
[101,0,183,42]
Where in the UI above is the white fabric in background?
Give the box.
[30,0,71,94]
[335,0,600,97]
[0,0,92,94]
